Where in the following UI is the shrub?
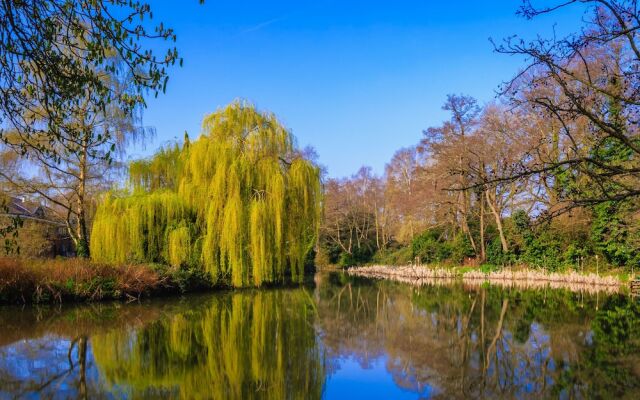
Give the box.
[373,246,413,265]
[411,229,452,263]
[338,252,356,268]
[448,233,475,264]
[485,237,513,266]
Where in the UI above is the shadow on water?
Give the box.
[0,273,638,399]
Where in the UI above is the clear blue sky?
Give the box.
[139,0,585,178]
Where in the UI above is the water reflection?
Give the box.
[0,273,638,399]
[91,289,323,399]
[315,273,640,398]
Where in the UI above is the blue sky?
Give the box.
[139,1,585,178]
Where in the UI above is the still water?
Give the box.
[0,272,639,399]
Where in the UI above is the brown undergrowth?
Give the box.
[0,258,166,304]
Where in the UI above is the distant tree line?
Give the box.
[319,0,640,272]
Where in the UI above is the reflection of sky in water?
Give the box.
[0,336,121,399]
[0,336,80,398]
[483,323,560,397]
[0,280,635,399]
[0,324,587,400]
[323,355,436,399]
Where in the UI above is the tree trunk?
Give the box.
[78,336,88,400]
[485,190,508,253]
[75,134,90,258]
[479,191,486,261]
[374,200,381,250]
[460,191,477,254]
[458,131,477,255]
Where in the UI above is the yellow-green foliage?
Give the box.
[90,191,191,264]
[129,143,184,192]
[167,225,191,268]
[91,101,322,287]
[90,289,323,399]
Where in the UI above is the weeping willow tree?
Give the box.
[91,289,325,399]
[91,102,322,287]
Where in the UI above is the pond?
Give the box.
[0,272,639,399]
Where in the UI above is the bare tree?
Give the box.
[0,60,147,257]
[491,0,640,212]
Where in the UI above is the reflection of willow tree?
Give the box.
[91,289,324,399]
[315,273,636,398]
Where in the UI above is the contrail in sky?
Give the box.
[241,16,286,34]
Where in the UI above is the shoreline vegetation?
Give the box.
[0,258,208,304]
[2,256,632,305]
[0,257,316,305]
[347,264,627,294]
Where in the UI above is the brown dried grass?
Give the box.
[0,257,164,304]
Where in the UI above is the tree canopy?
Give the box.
[318,1,640,272]
[90,102,322,287]
[0,0,179,161]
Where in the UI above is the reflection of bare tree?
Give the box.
[484,299,507,373]
[73,336,88,400]
[0,297,204,398]
[315,273,608,398]
[0,334,90,399]
[480,298,508,395]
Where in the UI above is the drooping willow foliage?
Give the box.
[91,102,322,287]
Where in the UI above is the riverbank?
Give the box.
[348,264,626,294]
[0,258,212,304]
[0,257,319,304]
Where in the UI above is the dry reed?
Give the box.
[348,264,623,294]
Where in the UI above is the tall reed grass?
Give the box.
[348,264,623,294]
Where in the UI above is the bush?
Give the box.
[338,252,356,267]
[411,229,452,263]
[373,246,413,265]
[333,245,376,267]
[564,243,589,266]
[591,201,636,267]
[448,234,475,264]
[485,237,514,266]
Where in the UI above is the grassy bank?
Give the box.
[0,258,212,304]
